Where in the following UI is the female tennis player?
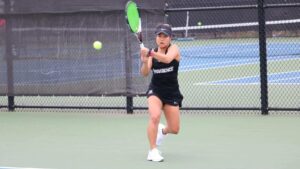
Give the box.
[140,23,183,162]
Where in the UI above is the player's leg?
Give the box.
[147,95,164,161]
[156,104,180,146]
[163,104,180,135]
[147,95,163,149]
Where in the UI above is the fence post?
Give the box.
[4,0,15,111]
[124,27,134,114]
[257,0,269,115]
[8,96,15,111]
[126,96,133,114]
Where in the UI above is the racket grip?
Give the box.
[140,43,144,48]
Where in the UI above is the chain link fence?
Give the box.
[0,0,299,113]
[165,0,300,113]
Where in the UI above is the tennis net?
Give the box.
[173,18,300,39]
[172,19,300,59]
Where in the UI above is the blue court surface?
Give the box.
[179,41,300,71]
[179,39,300,85]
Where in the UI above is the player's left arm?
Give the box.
[150,44,180,63]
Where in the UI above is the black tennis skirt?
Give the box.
[146,86,183,107]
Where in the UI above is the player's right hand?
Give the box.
[140,47,149,63]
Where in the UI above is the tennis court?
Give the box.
[1,111,300,169]
[1,0,300,168]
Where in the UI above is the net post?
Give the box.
[257,0,269,115]
[185,11,189,37]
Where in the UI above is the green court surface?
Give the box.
[1,111,300,169]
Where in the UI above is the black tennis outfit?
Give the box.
[146,45,183,107]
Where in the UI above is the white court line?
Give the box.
[0,167,49,169]
[193,70,300,86]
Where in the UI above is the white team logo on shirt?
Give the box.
[153,66,174,74]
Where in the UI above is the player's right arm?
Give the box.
[140,47,152,76]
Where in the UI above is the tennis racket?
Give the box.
[125,1,144,48]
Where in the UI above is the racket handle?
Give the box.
[140,43,144,48]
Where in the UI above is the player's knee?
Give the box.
[170,126,180,134]
[150,114,160,124]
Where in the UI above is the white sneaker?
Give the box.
[156,123,166,146]
[147,148,164,162]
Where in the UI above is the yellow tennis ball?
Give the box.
[197,21,202,26]
[93,41,102,50]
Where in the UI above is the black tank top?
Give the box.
[150,45,180,92]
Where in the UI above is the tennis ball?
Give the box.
[93,41,102,50]
[197,21,202,26]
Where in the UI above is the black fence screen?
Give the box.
[0,0,165,96]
